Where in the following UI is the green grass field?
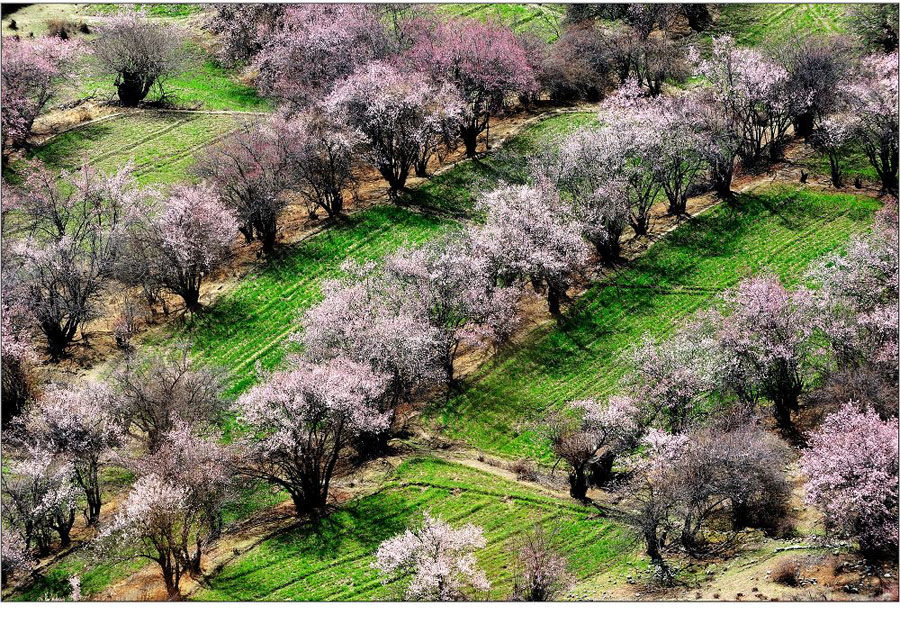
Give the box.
[31,111,257,186]
[712,3,849,46]
[157,113,597,397]
[429,186,882,461]
[437,3,564,41]
[195,457,640,601]
[65,41,272,112]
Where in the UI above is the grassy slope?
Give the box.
[30,111,256,186]
[66,41,272,112]
[160,113,597,397]
[195,457,639,601]
[712,3,849,46]
[430,187,881,461]
[437,3,564,41]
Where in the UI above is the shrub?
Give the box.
[771,559,800,586]
[45,19,75,40]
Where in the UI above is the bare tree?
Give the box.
[110,345,227,453]
[510,523,573,601]
[93,9,184,106]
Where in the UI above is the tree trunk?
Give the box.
[260,223,277,254]
[667,195,687,216]
[587,450,615,488]
[547,284,562,317]
[86,486,102,526]
[181,287,201,312]
[793,111,815,139]
[461,129,479,159]
[569,467,588,500]
[117,71,152,107]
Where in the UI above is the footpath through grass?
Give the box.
[165,112,597,396]
[195,457,639,601]
[430,186,881,461]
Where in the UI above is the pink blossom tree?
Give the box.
[295,268,443,406]
[809,202,898,414]
[510,523,573,601]
[1,35,78,149]
[475,183,588,316]
[324,62,459,194]
[194,120,296,254]
[597,85,665,235]
[278,110,360,219]
[373,511,489,601]
[716,275,817,430]
[801,403,898,557]
[22,382,122,525]
[1,528,33,585]
[96,423,231,598]
[643,92,710,215]
[1,447,80,556]
[629,323,719,433]
[253,4,389,107]
[236,357,390,515]
[841,53,898,194]
[540,129,629,261]
[550,395,643,499]
[809,114,859,188]
[8,162,142,359]
[383,235,521,381]
[130,183,238,311]
[405,19,536,157]
[624,428,686,576]
[701,36,795,164]
[811,202,898,367]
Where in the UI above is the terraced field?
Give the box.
[712,3,849,46]
[430,187,882,460]
[176,205,452,397]
[195,457,639,601]
[165,112,597,396]
[437,3,564,41]
[32,111,257,186]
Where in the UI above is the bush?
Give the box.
[508,458,538,482]
[45,19,75,40]
[771,559,800,586]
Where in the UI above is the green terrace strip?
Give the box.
[430,187,881,461]
[149,112,597,397]
[32,111,257,186]
[712,3,848,47]
[194,457,640,601]
[174,205,452,397]
[67,42,273,112]
[437,3,565,42]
